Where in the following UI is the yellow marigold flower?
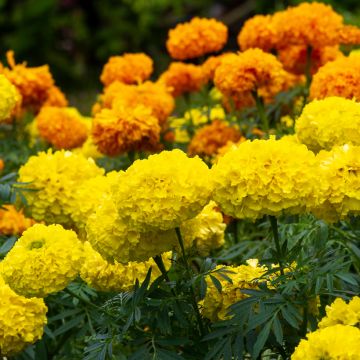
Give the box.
[0,276,47,356]
[200,260,266,322]
[212,138,319,220]
[313,144,360,223]
[188,120,242,158]
[80,242,171,292]
[158,62,206,97]
[295,97,360,152]
[92,103,161,156]
[111,149,212,232]
[214,49,291,101]
[1,51,54,112]
[0,224,83,297]
[291,325,360,360]
[18,150,104,225]
[98,80,174,125]
[166,17,228,60]
[280,115,294,128]
[73,135,103,160]
[86,195,176,263]
[238,14,278,51]
[310,55,360,100]
[100,53,153,87]
[42,85,68,108]
[0,74,20,122]
[0,205,36,236]
[36,106,88,149]
[318,297,360,329]
[180,201,225,256]
[278,45,343,76]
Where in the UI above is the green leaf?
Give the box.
[272,316,283,345]
[210,275,222,293]
[252,321,272,359]
[52,314,85,337]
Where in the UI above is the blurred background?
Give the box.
[1,0,359,110]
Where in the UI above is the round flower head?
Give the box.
[318,297,360,329]
[0,73,20,122]
[295,97,360,152]
[111,149,212,232]
[0,276,47,356]
[86,195,177,263]
[180,201,226,256]
[0,205,36,236]
[310,55,360,100]
[80,242,171,292]
[0,224,83,297]
[36,106,88,149]
[1,51,54,112]
[18,150,104,225]
[43,85,68,107]
[98,81,174,125]
[212,138,319,221]
[202,54,231,83]
[100,53,153,87]
[92,103,161,156]
[166,17,228,60]
[313,144,360,223]
[158,62,205,97]
[188,120,242,159]
[291,325,360,360]
[214,49,290,100]
[200,260,266,322]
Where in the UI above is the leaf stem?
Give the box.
[269,216,285,276]
[252,91,269,132]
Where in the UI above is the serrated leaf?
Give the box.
[252,321,272,359]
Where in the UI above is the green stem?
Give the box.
[175,227,207,337]
[252,91,269,132]
[269,216,285,276]
[302,45,313,109]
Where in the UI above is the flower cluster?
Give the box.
[0,205,36,236]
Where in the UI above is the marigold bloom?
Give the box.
[1,224,83,297]
[310,55,360,100]
[0,205,36,236]
[212,138,320,220]
[36,106,88,149]
[166,17,228,60]
[98,81,174,125]
[43,85,68,107]
[0,159,3,172]
[18,150,104,225]
[200,260,266,322]
[188,120,242,158]
[92,103,161,156]
[291,325,360,360]
[0,276,47,356]
[180,201,226,256]
[111,149,212,232]
[295,97,360,152]
[72,135,103,159]
[100,53,153,86]
[0,74,20,122]
[1,51,54,112]
[80,242,171,292]
[86,195,177,263]
[318,297,360,329]
[158,62,205,97]
[202,54,231,82]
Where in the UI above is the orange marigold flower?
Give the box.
[310,55,360,100]
[166,17,228,60]
[338,25,360,44]
[100,53,153,87]
[238,14,278,51]
[92,102,160,156]
[1,51,54,112]
[202,53,231,82]
[188,120,242,158]
[158,62,206,97]
[0,205,36,236]
[36,107,88,149]
[43,85,68,108]
[214,49,290,100]
[97,81,174,126]
[0,159,4,172]
[222,92,255,112]
[278,45,343,75]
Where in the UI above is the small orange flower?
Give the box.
[0,159,4,172]
[100,53,153,87]
[310,55,360,100]
[92,102,160,156]
[36,107,88,149]
[0,205,36,236]
[166,17,228,60]
[158,62,206,97]
[188,120,242,158]
[43,85,68,108]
